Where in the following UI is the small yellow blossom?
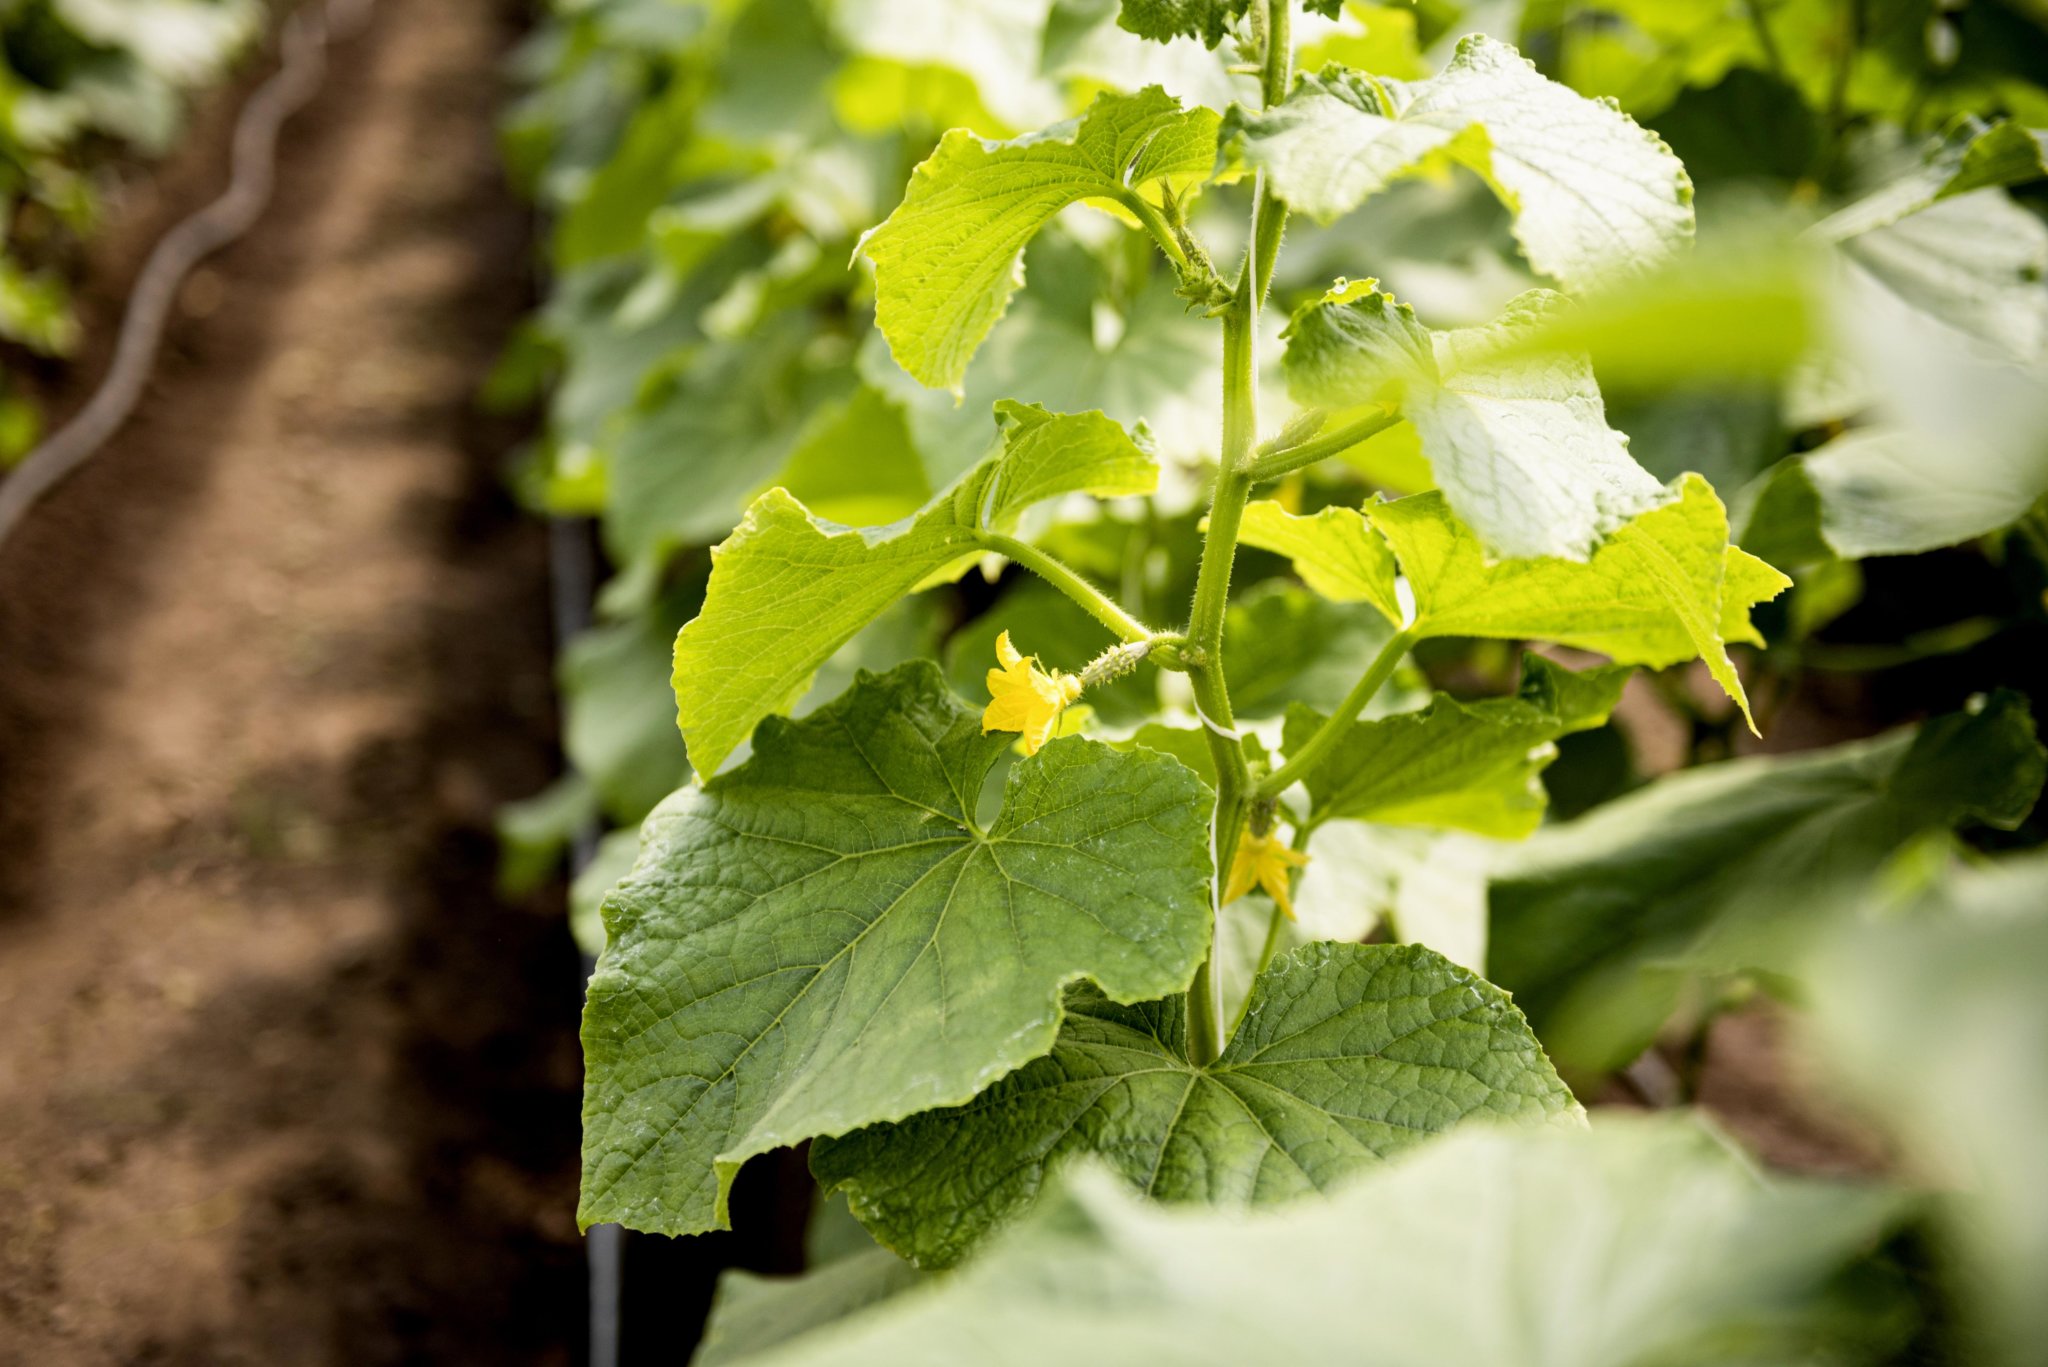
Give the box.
[1223,827,1311,920]
[983,631,1083,756]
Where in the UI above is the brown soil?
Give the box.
[0,0,586,1362]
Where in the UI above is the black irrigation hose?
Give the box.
[551,515,624,1367]
[0,0,374,552]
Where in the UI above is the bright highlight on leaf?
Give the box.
[1221,37,1694,293]
[811,942,1580,1268]
[1284,284,1665,561]
[982,630,1083,755]
[581,662,1214,1236]
[858,86,1219,392]
[1223,825,1309,919]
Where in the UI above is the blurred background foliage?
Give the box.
[494,1,2048,1361]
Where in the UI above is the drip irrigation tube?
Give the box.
[550,515,624,1367]
[0,0,374,552]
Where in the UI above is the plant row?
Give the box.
[500,2,2048,1362]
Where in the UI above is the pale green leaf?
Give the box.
[1491,692,2046,1073]
[1280,655,1630,838]
[717,1118,1904,1367]
[860,87,1221,391]
[673,403,1155,776]
[832,0,1062,131]
[1283,286,1666,561]
[1802,426,2048,560]
[1236,499,1402,622]
[811,941,1578,1267]
[1373,476,1788,724]
[698,1250,923,1367]
[1836,188,2048,362]
[1237,476,1789,723]
[581,663,1214,1234]
[1222,37,1694,292]
[1300,823,1499,973]
[1812,116,2048,243]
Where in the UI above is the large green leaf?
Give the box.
[581,663,1214,1234]
[1221,37,1694,292]
[1283,285,1666,561]
[674,402,1156,776]
[1810,852,2048,1367]
[859,87,1220,391]
[717,1117,1905,1367]
[1237,476,1789,723]
[1491,692,2046,1073]
[1280,655,1630,838]
[811,941,1579,1267]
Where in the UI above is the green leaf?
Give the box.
[1835,187,2048,362]
[1490,692,2046,1073]
[833,0,1062,132]
[1222,581,1418,720]
[1115,0,1243,47]
[1812,116,2048,243]
[811,941,1579,1267]
[581,663,1214,1235]
[674,403,1156,776]
[1801,427,2048,560]
[718,1117,1905,1367]
[1810,852,2048,1367]
[1283,285,1666,562]
[1222,38,1694,292]
[1280,655,1630,838]
[1113,0,1341,47]
[867,232,1222,480]
[1236,498,1403,622]
[860,87,1221,392]
[1237,476,1789,723]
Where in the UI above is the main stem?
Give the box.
[1184,0,1292,1068]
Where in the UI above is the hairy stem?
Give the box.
[1245,407,1400,481]
[1185,0,1294,1068]
[1256,625,1417,801]
[976,531,1155,644]
[1118,189,1194,275]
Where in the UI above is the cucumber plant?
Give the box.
[513,2,2048,1363]
[581,0,1782,1252]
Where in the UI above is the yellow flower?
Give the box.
[983,631,1084,756]
[1224,827,1311,921]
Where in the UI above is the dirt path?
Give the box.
[0,2,585,1362]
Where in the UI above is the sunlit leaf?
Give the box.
[674,403,1156,775]
[1222,38,1694,292]
[860,87,1220,391]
